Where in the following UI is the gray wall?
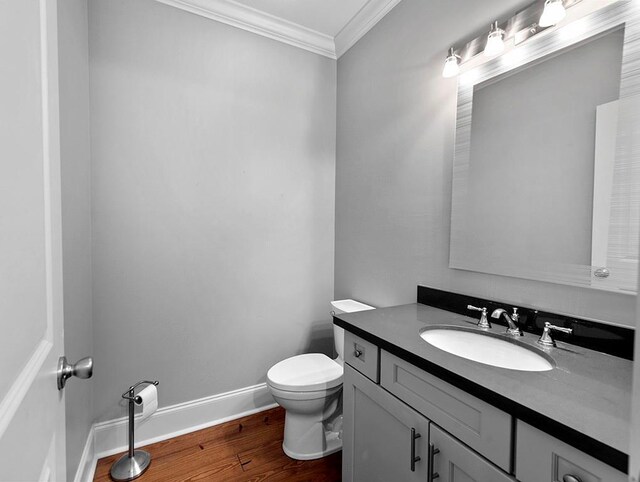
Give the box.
[335,0,636,327]
[58,0,94,478]
[89,0,337,422]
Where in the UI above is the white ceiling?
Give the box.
[231,0,370,37]
[156,0,403,58]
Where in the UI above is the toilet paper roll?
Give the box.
[136,384,158,423]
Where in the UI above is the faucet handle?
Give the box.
[512,307,519,322]
[537,322,573,347]
[467,305,491,329]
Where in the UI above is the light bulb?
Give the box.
[539,0,566,28]
[442,48,460,78]
[484,21,505,57]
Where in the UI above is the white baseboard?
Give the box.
[94,382,276,459]
[73,425,96,482]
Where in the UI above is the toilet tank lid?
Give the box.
[331,299,375,314]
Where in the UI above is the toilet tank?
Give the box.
[331,299,375,362]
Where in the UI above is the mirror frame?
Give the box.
[450,0,640,294]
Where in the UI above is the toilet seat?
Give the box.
[267,353,343,392]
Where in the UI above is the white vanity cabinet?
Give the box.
[341,328,627,482]
[343,362,516,482]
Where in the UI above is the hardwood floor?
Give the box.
[93,407,342,482]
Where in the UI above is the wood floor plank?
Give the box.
[94,407,341,481]
[237,439,295,476]
[252,455,342,482]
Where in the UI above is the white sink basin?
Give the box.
[420,327,554,372]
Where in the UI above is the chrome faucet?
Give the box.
[491,308,522,336]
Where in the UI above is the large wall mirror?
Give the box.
[450,1,640,294]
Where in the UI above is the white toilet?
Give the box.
[267,299,375,460]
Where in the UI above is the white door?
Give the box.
[0,1,67,481]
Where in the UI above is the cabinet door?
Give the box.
[343,363,430,482]
[430,424,515,482]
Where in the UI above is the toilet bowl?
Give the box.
[267,299,375,460]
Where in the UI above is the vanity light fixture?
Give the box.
[442,47,461,78]
[442,0,581,79]
[484,21,505,57]
[539,0,567,27]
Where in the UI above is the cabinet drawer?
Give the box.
[380,350,512,472]
[516,421,626,482]
[344,331,379,383]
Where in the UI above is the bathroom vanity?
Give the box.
[335,288,631,482]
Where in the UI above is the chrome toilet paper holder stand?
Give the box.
[110,380,160,481]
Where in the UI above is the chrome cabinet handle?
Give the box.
[354,349,362,358]
[410,428,421,472]
[428,442,440,481]
[563,475,582,482]
[57,356,93,390]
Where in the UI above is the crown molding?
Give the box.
[155,0,403,60]
[155,0,336,58]
[335,0,403,58]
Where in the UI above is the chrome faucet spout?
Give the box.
[491,308,522,336]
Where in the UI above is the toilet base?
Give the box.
[283,427,342,461]
[280,409,343,461]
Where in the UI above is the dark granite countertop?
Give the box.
[334,303,632,471]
